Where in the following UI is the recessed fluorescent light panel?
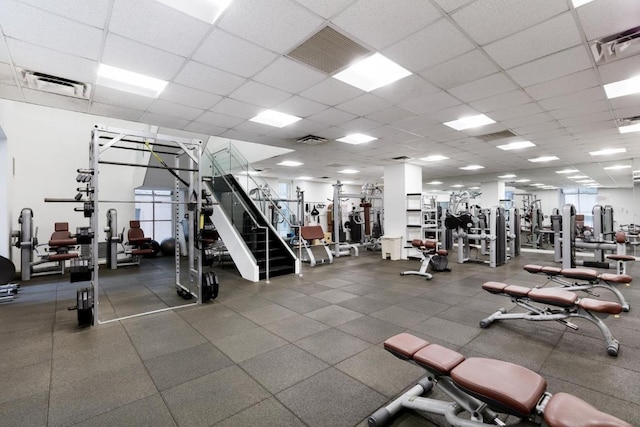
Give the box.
[451,184,464,188]
[297,176,312,180]
[589,147,626,156]
[155,0,232,23]
[443,114,495,131]
[619,123,640,134]
[428,181,443,185]
[250,110,301,128]
[96,64,168,97]
[556,169,579,174]
[336,133,377,145]
[531,183,545,187]
[604,165,631,170]
[528,156,559,163]
[515,179,531,183]
[459,165,485,171]
[571,0,594,7]
[341,180,354,185]
[469,186,480,190]
[603,76,640,99]
[277,160,303,167]
[333,53,411,92]
[576,179,595,183]
[568,175,588,179]
[339,169,359,174]
[498,174,516,178]
[420,155,449,162]
[496,141,535,150]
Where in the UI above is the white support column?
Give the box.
[383,163,422,259]
[480,181,505,208]
[0,126,8,258]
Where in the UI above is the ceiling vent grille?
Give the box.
[618,115,640,126]
[17,68,92,99]
[476,129,517,141]
[296,135,327,145]
[287,26,371,74]
[391,155,412,161]
[590,26,640,65]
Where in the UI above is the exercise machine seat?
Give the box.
[413,344,465,376]
[599,273,632,283]
[578,298,623,315]
[300,225,325,242]
[482,281,508,294]
[527,288,577,308]
[450,357,547,418]
[607,254,635,262]
[383,332,429,359]
[503,285,532,298]
[49,222,77,247]
[523,264,543,273]
[541,266,562,275]
[544,392,632,427]
[128,220,152,245]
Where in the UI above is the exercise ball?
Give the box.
[160,238,176,256]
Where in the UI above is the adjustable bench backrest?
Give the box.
[301,225,325,241]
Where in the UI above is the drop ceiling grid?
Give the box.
[420,49,500,90]
[173,61,246,96]
[524,69,600,101]
[576,0,640,40]
[506,45,593,87]
[252,57,327,94]
[159,84,222,111]
[274,96,328,118]
[291,0,355,20]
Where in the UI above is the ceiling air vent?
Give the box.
[476,130,517,141]
[287,26,371,74]
[391,155,413,161]
[618,115,640,126]
[17,67,92,99]
[590,26,640,65]
[296,135,327,145]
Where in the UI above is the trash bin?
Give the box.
[381,236,402,260]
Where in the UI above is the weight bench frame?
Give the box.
[401,239,449,280]
[480,282,622,356]
[523,264,631,312]
[299,225,333,267]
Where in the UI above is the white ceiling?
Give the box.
[1,0,639,191]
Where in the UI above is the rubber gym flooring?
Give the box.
[1,249,639,426]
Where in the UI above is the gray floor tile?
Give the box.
[337,316,405,344]
[191,312,259,342]
[294,329,371,365]
[259,288,306,303]
[0,326,51,371]
[240,344,328,393]
[0,391,48,427]
[0,360,50,405]
[410,316,482,347]
[292,283,335,295]
[263,314,330,342]
[221,295,272,313]
[313,289,359,304]
[240,303,297,325]
[337,296,392,314]
[214,397,305,427]
[213,327,287,363]
[370,305,431,328]
[315,278,354,288]
[74,394,177,427]
[278,295,331,313]
[276,367,387,427]
[365,291,412,305]
[305,305,364,327]
[162,366,269,427]
[145,342,234,390]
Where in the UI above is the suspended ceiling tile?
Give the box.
[430,0,476,13]
[449,72,518,103]
[307,108,358,127]
[92,86,155,111]
[612,104,640,120]
[394,115,438,132]
[469,90,532,113]
[0,35,11,63]
[274,95,328,117]
[174,61,246,96]
[209,98,262,120]
[332,0,441,50]
[0,1,103,61]
[22,88,89,113]
[140,112,189,130]
[366,106,416,124]
[18,0,112,29]
[338,117,383,132]
[293,0,353,19]
[183,122,227,137]
[513,120,562,135]
[539,87,605,111]
[159,84,222,110]
[489,102,543,121]
[421,49,499,90]
[253,57,327,94]
[372,75,439,104]
[148,99,204,121]
[0,83,23,102]
[232,119,278,136]
[228,81,292,108]
[451,0,568,45]
[426,103,480,123]
[576,0,640,41]
[0,62,17,86]
[383,19,475,72]
[7,39,98,83]
[218,0,324,53]
[102,34,186,81]
[502,112,555,129]
[196,111,245,129]
[193,29,278,79]
[597,55,640,85]
[483,12,581,70]
[401,91,461,115]
[548,100,609,120]
[507,45,592,87]
[524,69,599,101]
[300,78,362,106]
[90,102,145,122]
[558,111,613,128]
[336,94,391,117]
[109,0,211,56]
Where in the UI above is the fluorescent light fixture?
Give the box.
[96,64,168,97]
[556,169,579,174]
[297,176,313,180]
[585,183,601,187]
[339,169,359,174]
[619,123,640,134]
[341,180,354,185]
[571,0,594,7]
[336,133,377,145]
[589,147,626,156]
[498,174,516,179]
[451,184,464,188]
[576,179,595,183]
[459,165,485,171]
[155,0,232,24]
[250,109,301,128]
[496,141,535,151]
[528,156,559,163]
[568,175,588,179]
[277,160,303,167]
[515,179,531,183]
[469,186,480,190]
[333,53,411,92]
[603,76,640,99]
[604,165,631,170]
[420,155,449,162]
[443,114,495,131]
[531,183,545,187]
[428,181,443,185]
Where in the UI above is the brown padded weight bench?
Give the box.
[369,332,631,427]
[401,239,449,280]
[523,264,631,312]
[299,225,333,266]
[481,281,622,356]
[127,221,155,256]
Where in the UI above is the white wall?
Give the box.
[0,125,9,258]
[594,188,634,228]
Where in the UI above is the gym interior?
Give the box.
[1,1,639,426]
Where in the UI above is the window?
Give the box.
[563,187,597,227]
[134,189,173,241]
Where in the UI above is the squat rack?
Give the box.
[88,124,206,324]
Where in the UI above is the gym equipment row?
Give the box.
[297,225,333,267]
[480,281,623,356]
[369,333,631,427]
[104,209,161,269]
